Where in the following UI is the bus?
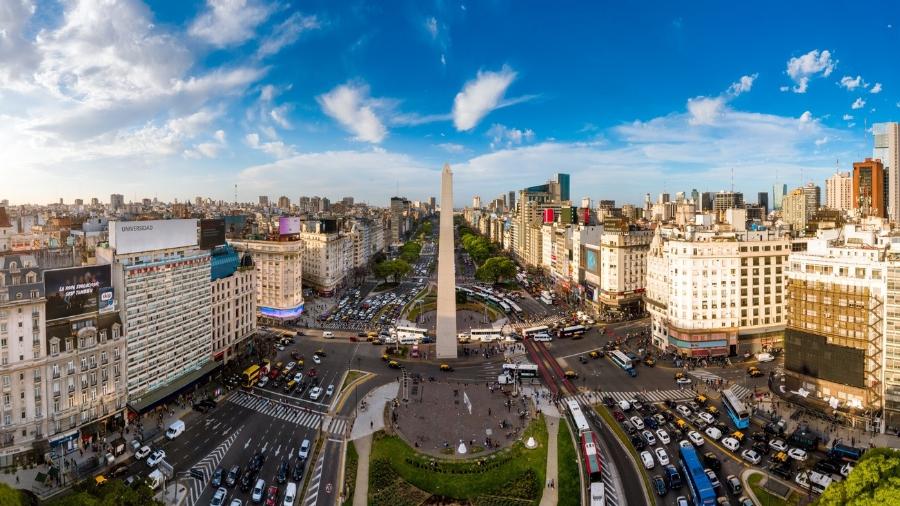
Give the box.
[241,365,261,388]
[721,387,750,429]
[394,327,428,345]
[610,350,637,377]
[565,399,591,434]
[501,363,539,379]
[540,294,553,305]
[523,325,550,337]
[589,483,605,506]
[470,328,503,342]
[558,325,587,338]
[581,431,603,483]
[678,444,716,506]
[506,299,523,314]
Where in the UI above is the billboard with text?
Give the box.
[110,219,198,254]
[199,219,226,249]
[279,216,301,235]
[44,265,112,321]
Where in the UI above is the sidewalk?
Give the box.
[349,382,400,440]
[351,435,372,506]
[539,416,559,506]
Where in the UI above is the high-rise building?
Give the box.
[756,192,768,215]
[874,122,900,221]
[556,173,570,202]
[389,197,410,245]
[713,191,744,213]
[74,198,83,207]
[853,158,886,217]
[258,196,269,206]
[472,196,482,209]
[772,183,787,210]
[210,245,257,364]
[701,192,714,212]
[98,220,214,406]
[508,191,516,210]
[802,182,821,217]
[826,171,853,211]
[109,194,124,211]
[658,193,670,204]
[690,189,700,206]
[782,188,808,232]
[229,238,305,320]
[277,196,291,209]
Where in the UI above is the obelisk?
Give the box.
[436,164,458,359]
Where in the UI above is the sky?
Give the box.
[2,0,899,207]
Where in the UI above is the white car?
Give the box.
[630,416,645,430]
[678,440,692,449]
[656,429,671,445]
[135,445,151,459]
[640,450,655,469]
[210,487,228,506]
[284,362,295,372]
[756,352,775,362]
[788,448,808,461]
[312,355,321,365]
[840,463,854,477]
[298,439,311,460]
[705,468,721,489]
[688,431,705,446]
[704,427,723,441]
[769,439,788,452]
[721,437,740,452]
[229,500,243,506]
[741,449,762,465]
[654,447,670,466]
[309,387,323,400]
[251,479,266,503]
[325,384,335,397]
[698,412,715,425]
[293,372,303,383]
[618,400,631,411]
[642,430,657,446]
[146,449,166,467]
[323,331,334,338]
[676,377,692,385]
[676,405,692,418]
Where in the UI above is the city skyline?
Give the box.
[3,1,900,206]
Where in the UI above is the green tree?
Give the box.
[817,448,900,506]
[0,483,23,506]
[475,257,517,284]
[389,259,411,282]
[373,261,394,283]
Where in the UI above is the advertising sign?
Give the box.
[44,265,112,321]
[279,216,301,235]
[199,219,226,249]
[110,219,198,255]
[585,249,599,274]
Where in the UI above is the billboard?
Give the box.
[279,216,301,235]
[110,219,198,254]
[199,219,226,249]
[585,249,599,274]
[44,265,112,321]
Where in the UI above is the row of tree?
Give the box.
[373,259,412,283]
[816,447,900,505]
[458,227,495,265]
[475,256,517,284]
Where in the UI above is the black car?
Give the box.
[276,460,289,484]
[201,399,217,409]
[644,417,658,429]
[661,411,675,423]
[765,421,786,436]
[226,465,241,488]
[770,463,793,480]
[579,356,588,364]
[702,452,721,471]
[653,475,667,496]
[602,396,615,407]
[193,403,210,413]
[814,459,842,475]
[239,472,254,492]
[752,441,770,456]
[715,422,730,434]
[630,435,645,450]
[664,399,677,409]
[109,463,130,478]
[249,451,266,472]
[211,467,224,487]
[292,460,305,482]
[750,431,768,442]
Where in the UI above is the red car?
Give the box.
[265,485,279,506]
[612,410,626,422]
[307,368,318,378]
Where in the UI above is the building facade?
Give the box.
[210,246,256,365]
[228,239,305,321]
[595,229,652,313]
[874,122,900,222]
[826,171,853,212]
[853,158,886,218]
[299,221,352,295]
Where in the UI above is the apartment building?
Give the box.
[299,220,352,296]
[596,228,652,314]
[210,246,256,365]
[229,238,304,321]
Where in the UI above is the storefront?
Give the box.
[48,430,79,456]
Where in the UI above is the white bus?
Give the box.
[589,482,605,506]
[394,326,428,344]
[470,328,502,342]
[505,299,523,314]
[540,294,553,305]
[565,399,591,433]
[610,350,636,377]
[523,325,550,337]
[502,363,539,378]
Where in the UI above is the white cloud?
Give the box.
[839,75,865,90]
[441,53,446,66]
[487,124,535,149]
[687,96,725,125]
[786,49,836,93]
[269,105,292,129]
[189,0,273,47]
[436,143,467,153]
[815,137,828,146]
[257,12,319,58]
[728,74,758,95]
[870,82,883,94]
[245,132,295,158]
[779,86,789,92]
[842,114,853,121]
[799,111,813,123]
[0,0,39,88]
[425,17,438,38]
[452,66,518,131]
[317,82,387,143]
[852,97,866,109]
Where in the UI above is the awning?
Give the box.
[127,361,221,414]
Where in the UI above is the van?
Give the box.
[165,420,185,440]
[756,352,774,362]
[283,482,297,506]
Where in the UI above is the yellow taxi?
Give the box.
[694,394,708,406]
[675,419,689,431]
[674,372,686,380]
[388,360,400,369]
[731,430,745,443]
[564,370,578,379]
[772,451,789,463]
[440,364,453,372]
[589,350,601,359]
[381,353,390,361]
[94,475,108,486]
[705,405,719,416]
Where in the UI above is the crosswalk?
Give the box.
[185,426,244,505]
[728,383,754,400]
[228,392,350,436]
[591,389,697,404]
[687,369,724,383]
[302,448,326,506]
[562,395,620,506]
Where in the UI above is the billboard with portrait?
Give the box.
[279,216,301,235]
[44,265,112,321]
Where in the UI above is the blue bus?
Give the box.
[828,443,864,462]
[610,350,637,377]
[679,445,716,506]
[721,387,750,429]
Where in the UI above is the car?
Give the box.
[653,475,667,496]
[750,431,768,443]
[292,372,303,383]
[641,450,655,469]
[840,463,854,477]
[688,431,705,446]
[285,362,295,372]
[226,465,241,488]
[788,448,808,461]
[298,439,311,460]
[623,421,636,435]
[631,400,643,411]
[741,449,762,465]
[323,331,334,338]
[676,405,692,418]
[769,439,788,452]
[752,441,769,456]
[579,356,588,364]
[630,416,645,430]
[655,447,670,466]
[590,350,602,359]
[814,459,842,475]
[747,367,763,378]
[698,412,715,425]
[737,497,754,506]
[618,400,632,411]
[676,377,692,385]
[642,430,657,445]
[656,429,671,445]
[644,416,658,429]
[726,475,742,495]
[309,387,323,400]
[135,446,152,460]
[251,479,266,503]
[676,497,689,506]
[678,440,692,449]
[147,449,166,467]
[704,427,723,441]
[721,437,740,452]
[211,487,228,506]
[292,460,305,482]
[701,451,721,471]
[387,360,400,369]
[325,384,335,397]
[770,463,793,480]
[249,452,266,473]
[705,405,720,418]
[602,395,615,407]
[276,460,289,484]
[312,355,321,364]
[211,467,224,487]
[705,468,721,489]
[630,434,645,450]
[612,410,626,422]
[264,485,279,506]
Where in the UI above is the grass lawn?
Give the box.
[342,441,359,506]
[340,370,366,393]
[368,414,549,504]
[593,405,653,499]
[748,473,803,506]
[557,419,582,506]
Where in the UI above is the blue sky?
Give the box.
[2,0,899,206]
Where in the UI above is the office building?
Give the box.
[228,238,304,321]
[782,188,808,232]
[758,192,769,215]
[826,171,853,212]
[713,191,744,213]
[853,158,886,218]
[874,123,900,221]
[773,183,787,211]
[277,196,291,209]
[109,194,124,211]
[803,183,821,217]
[210,245,256,365]
[584,229,652,315]
[258,196,269,206]
[472,196,482,209]
[299,220,353,296]
[557,173,571,202]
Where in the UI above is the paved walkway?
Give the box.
[539,415,560,506]
[349,382,399,440]
[351,435,372,506]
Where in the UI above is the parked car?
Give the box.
[656,429,671,445]
[135,446,152,460]
[226,465,241,488]
[211,467,224,487]
[702,452,721,471]
[726,475,742,495]
[147,449,166,467]
[705,468,721,489]
[741,449,762,465]
[641,451,655,469]
[769,439,788,452]
[210,487,228,506]
[298,439,311,460]
[653,475,667,496]
[642,430,657,446]
[688,431,705,446]
[788,448,809,461]
[721,437,740,452]
[655,447,670,466]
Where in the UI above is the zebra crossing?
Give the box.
[185,426,244,506]
[597,389,696,404]
[728,383,754,400]
[228,392,350,436]
[562,394,620,506]
[302,448,327,506]
[687,369,724,383]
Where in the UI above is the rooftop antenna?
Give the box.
[730,167,734,193]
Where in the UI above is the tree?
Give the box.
[0,484,23,506]
[389,259,411,282]
[373,261,394,283]
[817,448,900,506]
[475,257,517,284]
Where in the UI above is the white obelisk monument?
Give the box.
[436,164,458,359]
